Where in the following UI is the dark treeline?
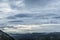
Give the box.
[0,30,60,40]
[10,32,60,40]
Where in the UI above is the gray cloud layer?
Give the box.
[0,0,60,26]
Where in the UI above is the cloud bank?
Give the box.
[1,24,60,33]
[0,0,60,25]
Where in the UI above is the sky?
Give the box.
[0,0,60,33]
[2,24,60,33]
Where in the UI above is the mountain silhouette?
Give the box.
[0,30,15,40]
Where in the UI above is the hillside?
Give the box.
[0,30,15,40]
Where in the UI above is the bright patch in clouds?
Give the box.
[0,2,12,13]
[1,24,60,33]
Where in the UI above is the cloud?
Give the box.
[29,24,60,33]
[5,13,60,25]
[2,25,40,33]
[0,0,60,25]
[9,20,23,23]
[6,16,16,19]
[1,24,60,33]
[24,0,51,8]
[14,14,33,18]
[0,2,14,13]
[0,0,60,34]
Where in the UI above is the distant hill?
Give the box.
[0,30,15,40]
[10,32,60,40]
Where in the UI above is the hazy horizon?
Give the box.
[0,24,60,34]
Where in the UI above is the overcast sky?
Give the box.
[0,0,60,33]
[0,0,60,25]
